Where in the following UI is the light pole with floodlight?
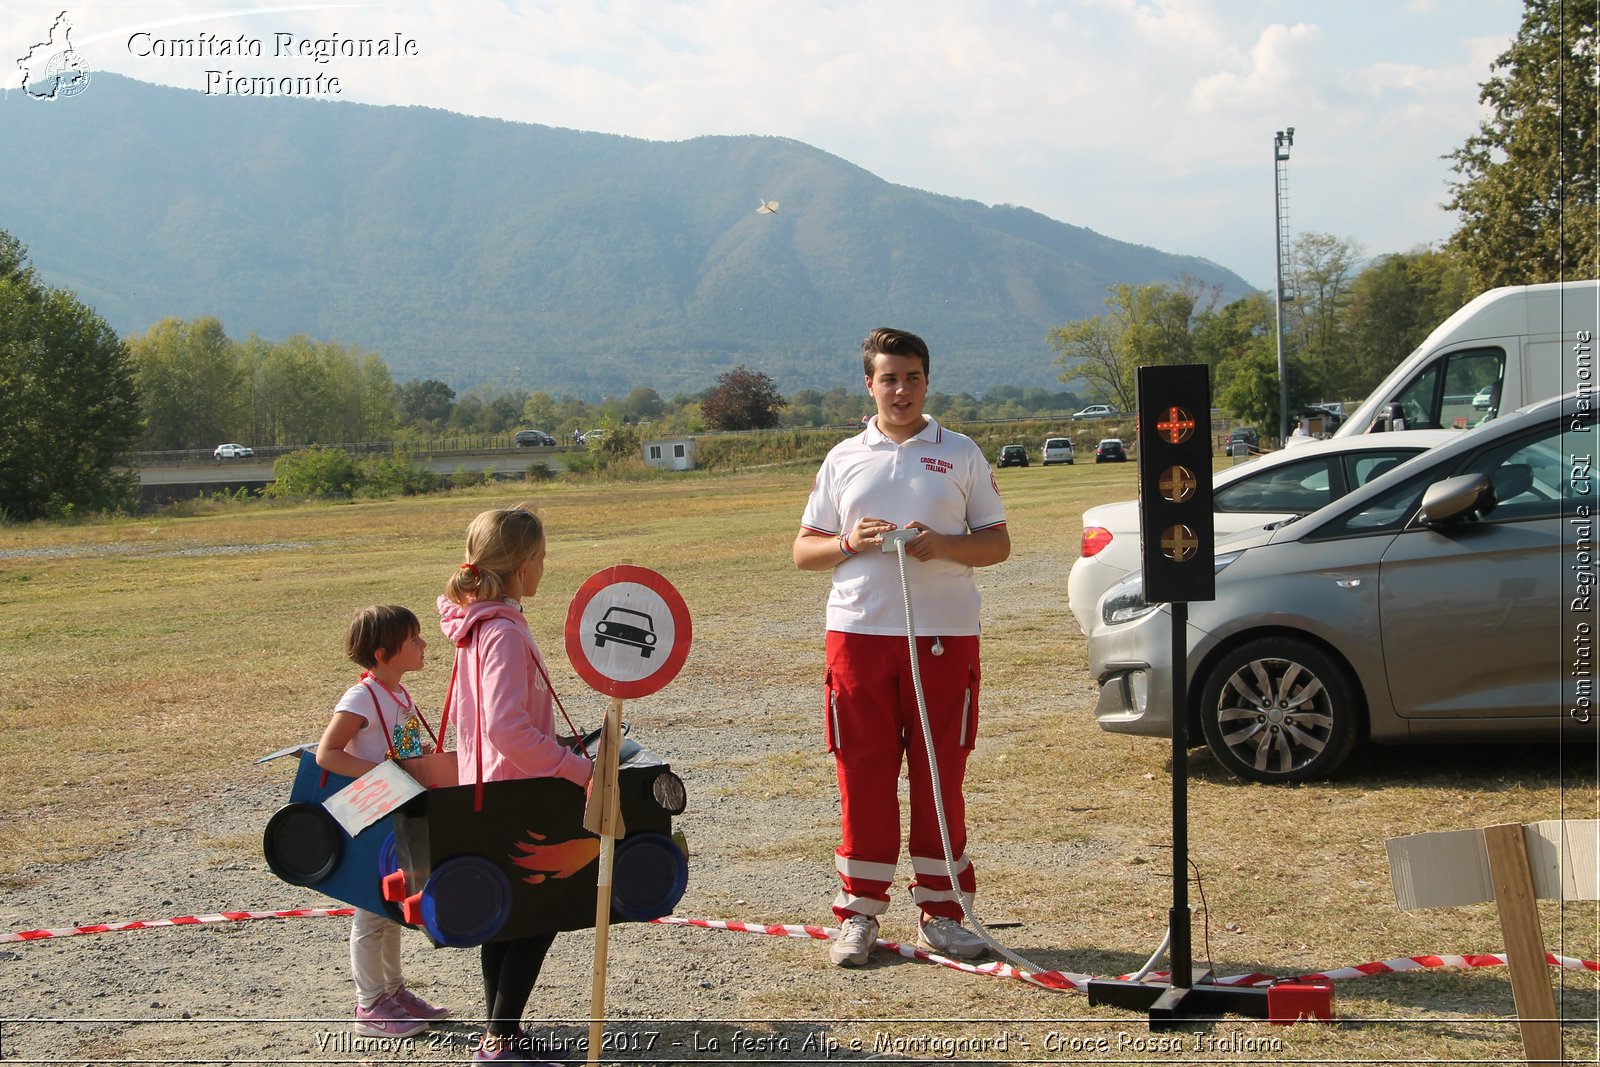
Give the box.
[1274,127,1294,442]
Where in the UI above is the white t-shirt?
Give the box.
[334,678,430,765]
[800,416,1006,636]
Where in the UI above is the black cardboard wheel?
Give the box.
[263,802,342,886]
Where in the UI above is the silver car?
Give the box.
[1067,430,1459,633]
[1089,392,1595,783]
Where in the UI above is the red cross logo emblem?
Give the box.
[1158,465,1197,503]
[1160,524,1199,562]
[1156,406,1195,445]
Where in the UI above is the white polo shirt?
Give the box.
[800,416,1006,636]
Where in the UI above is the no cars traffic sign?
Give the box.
[563,564,691,699]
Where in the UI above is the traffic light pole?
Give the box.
[1167,600,1192,991]
[1087,366,1269,1028]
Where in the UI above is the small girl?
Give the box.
[439,505,592,1063]
[314,605,451,1039]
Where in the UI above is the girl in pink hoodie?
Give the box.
[439,505,591,1064]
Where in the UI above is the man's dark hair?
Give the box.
[861,327,930,377]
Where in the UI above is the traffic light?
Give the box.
[1136,365,1214,603]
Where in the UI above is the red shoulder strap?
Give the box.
[360,676,398,761]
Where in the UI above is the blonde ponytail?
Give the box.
[444,505,545,606]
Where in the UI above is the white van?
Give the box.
[1336,279,1597,437]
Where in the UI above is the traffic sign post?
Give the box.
[1088,364,1270,1026]
[563,563,691,1065]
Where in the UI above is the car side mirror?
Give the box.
[1418,473,1494,527]
[1369,403,1407,434]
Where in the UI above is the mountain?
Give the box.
[0,73,1253,399]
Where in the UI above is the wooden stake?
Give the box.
[586,695,624,1066]
[1483,823,1562,1065]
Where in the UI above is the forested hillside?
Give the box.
[1,73,1251,398]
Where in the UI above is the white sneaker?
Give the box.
[917,916,988,959]
[828,915,879,967]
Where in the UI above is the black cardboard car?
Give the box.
[997,444,1029,468]
[261,735,688,947]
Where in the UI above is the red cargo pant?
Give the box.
[824,630,979,923]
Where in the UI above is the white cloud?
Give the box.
[4,0,1524,287]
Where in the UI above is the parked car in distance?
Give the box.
[1088,392,1590,783]
[583,429,608,445]
[1473,385,1495,409]
[514,429,556,447]
[1094,438,1127,463]
[1066,430,1459,633]
[1228,426,1261,452]
[996,444,1029,468]
[213,443,254,459]
[1074,404,1117,419]
[1041,437,1075,465]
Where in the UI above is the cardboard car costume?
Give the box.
[260,733,688,946]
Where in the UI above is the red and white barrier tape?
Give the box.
[651,916,1093,990]
[651,916,1600,992]
[7,908,1598,995]
[0,907,354,944]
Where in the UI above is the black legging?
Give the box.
[480,932,557,1038]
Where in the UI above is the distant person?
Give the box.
[438,505,592,1063]
[792,327,1010,967]
[314,605,451,1039]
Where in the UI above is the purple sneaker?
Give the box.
[352,993,428,1038]
[390,983,450,1021]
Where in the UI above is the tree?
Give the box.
[397,378,455,428]
[126,316,245,450]
[1048,279,1220,410]
[622,386,664,422]
[1215,341,1283,432]
[701,366,787,430]
[1445,0,1599,287]
[0,233,142,520]
[1341,248,1474,398]
[521,390,561,431]
[264,446,360,498]
[1285,233,1362,399]
[357,354,399,441]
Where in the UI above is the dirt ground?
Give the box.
[2,556,1099,1066]
[1,546,1593,1066]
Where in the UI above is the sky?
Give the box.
[2,1,1526,290]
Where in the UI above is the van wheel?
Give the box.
[1198,638,1361,784]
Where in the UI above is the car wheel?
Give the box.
[1198,637,1361,784]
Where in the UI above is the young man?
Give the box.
[792,327,1010,966]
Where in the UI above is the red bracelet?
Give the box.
[838,534,857,557]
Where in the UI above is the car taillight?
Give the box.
[1081,526,1113,558]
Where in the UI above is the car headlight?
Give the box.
[1102,578,1157,626]
[1099,551,1246,628]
